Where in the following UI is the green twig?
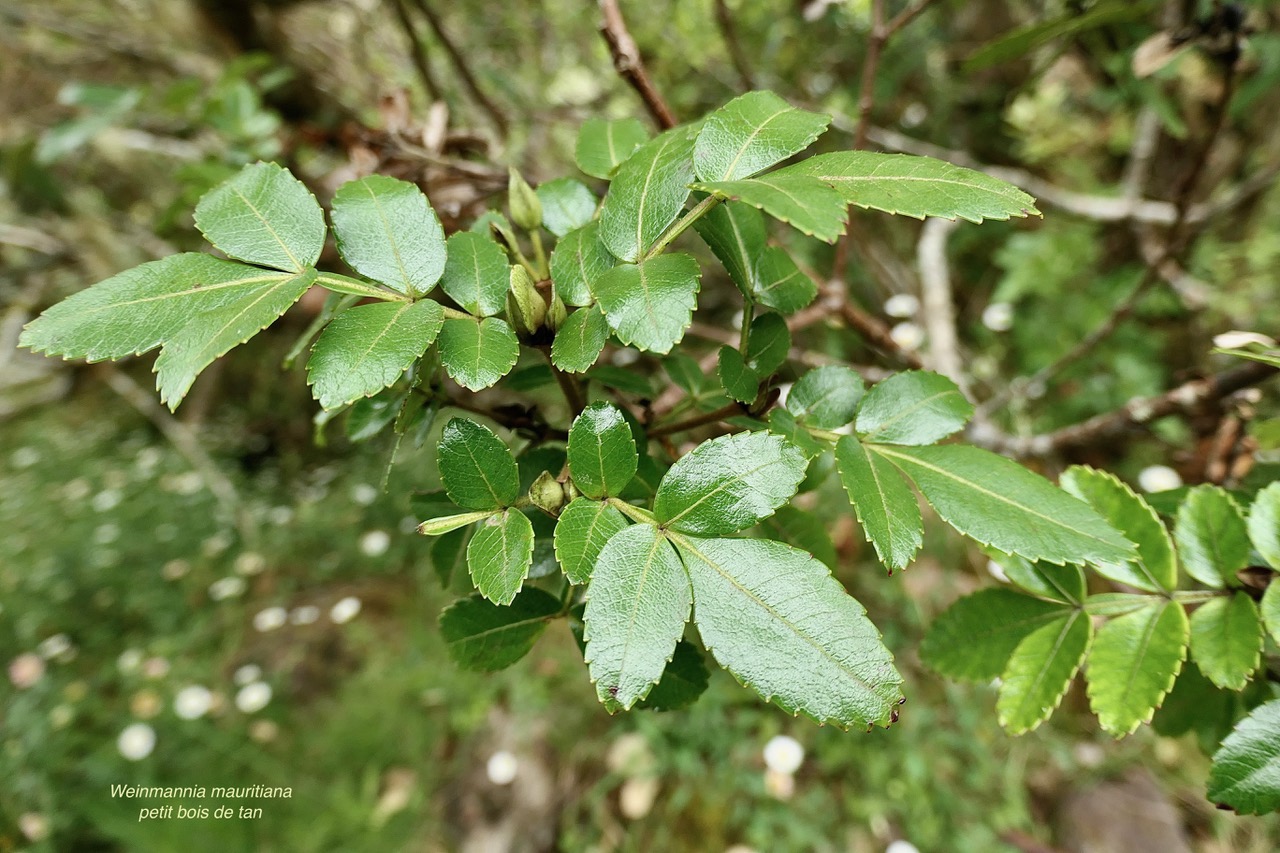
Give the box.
[644,195,722,260]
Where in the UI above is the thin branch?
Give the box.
[650,401,747,439]
[598,0,677,129]
[969,361,1278,458]
[916,217,966,393]
[390,0,442,102]
[408,0,509,135]
[99,366,257,545]
[885,0,940,38]
[714,0,755,91]
[852,0,888,149]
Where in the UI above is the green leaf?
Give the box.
[758,505,838,569]
[1215,346,1280,369]
[1190,593,1262,691]
[753,246,817,314]
[1086,600,1189,736]
[874,445,1135,566]
[439,231,509,317]
[994,553,1086,605]
[330,175,446,296]
[1060,466,1176,592]
[663,352,708,395]
[766,408,826,457]
[593,254,700,355]
[1151,661,1235,740]
[154,268,315,409]
[1176,485,1251,588]
[553,499,629,585]
[584,524,692,710]
[431,526,470,588]
[636,640,710,711]
[575,117,649,180]
[1208,699,1280,814]
[964,0,1155,72]
[692,173,847,243]
[416,509,497,537]
[437,316,519,391]
[438,588,561,671]
[437,417,519,510]
[694,90,830,182]
[1248,482,1280,569]
[193,161,325,272]
[779,152,1040,223]
[467,508,535,605]
[550,222,615,307]
[745,312,790,374]
[536,177,598,237]
[717,346,759,403]
[1263,582,1280,645]
[655,431,807,535]
[921,588,1069,682]
[787,365,865,428]
[567,402,638,499]
[550,304,608,373]
[20,254,294,362]
[1084,593,1157,618]
[997,610,1091,735]
[599,126,696,262]
[675,535,903,727]
[306,300,442,410]
[693,200,765,298]
[835,436,922,572]
[855,370,972,445]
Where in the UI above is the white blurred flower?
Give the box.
[982,302,1015,332]
[986,559,1010,583]
[94,523,121,544]
[360,530,391,557]
[253,607,287,632]
[1213,330,1276,350]
[612,347,640,366]
[763,735,805,774]
[330,596,362,625]
[11,446,41,469]
[486,751,519,785]
[290,605,320,626]
[63,478,92,501]
[352,483,379,506]
[161,559,189,580]
[174,685,213,720]
[234,664,262,686]
[118,648,144,673]
[166,471,203,495]
[234,552,266,576]
[249,719,279,743]
[18,813,49,842]
[1138,465,1182,493]
[38,633,74,662]
[118,722,156,760]
[235,682,272,713]
[886,841,921,853]
[618,776,660,819]
[92,489,122,512]
[889,322,925,351]
[884,294,920,318]
[9,653,45,689]
[134,446,163,472]
[900,102,928,129]
[142,657,170,679]
[202,531,233,557]
[268,506,294,526]
[763,768,795,800]
[208,576,246,601]
[1073,741,1105,768]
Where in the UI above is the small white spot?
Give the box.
[986,560,1010,583]
[11,447,41,469]
[249,719,279,742]
[142,657,170,679]
[118,722,157,760]
[235,682,272,713]
[8,653,45,689]
[18,813,49,842]
[1138,465,1182,493]
[63,478,92,501]
[49,704,75,729]
[37,633,73,662]
[202,531,233,558]
[611,347,640,366]
[352,483,379,506]
[173,685,213,720]
[763,768,795,800]
[886,841,922,853]
[889,322,925,351]
[982,302,1014,332]
[166,471,203,495]
[234,552,266,576]
[134,446,163,473]
[94,523,121,545]
[209,576,247,601]
[618,776,660,819]
[763,734,805,774]
[330,596,362,625]
[268,506,294,526]
[884,294,920,318]
[1073,741,1105,768]
[900,102,928,129]
[118,648,144,673]
[92,489,122,512]
[290,605,320,626]
[161,559,189,580]
[234,664,262,686]
[486,750,519,785]
[360,530,391,557]
[253,607,287,632]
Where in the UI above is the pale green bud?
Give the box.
[507,264,546,335]
[529,471,565,514]
[508,167,543,231]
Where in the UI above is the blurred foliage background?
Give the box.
[2,0,1280,850]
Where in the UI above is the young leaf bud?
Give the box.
[529,471,565,514]
[507,264,546,335]
[508,167,543,231]
[547,291,568,332]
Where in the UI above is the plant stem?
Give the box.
[541,347,587,417]
[738,297,754,353]
[315,274,410,302]
[644,195,722,260]
[530,230,549,278]
[649,401,745,438]
[607,497,657,524]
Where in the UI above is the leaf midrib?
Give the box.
[230,186,302,271]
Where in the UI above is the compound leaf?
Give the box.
[537,177,598,237]
[921,588,1070,682]
[693,200,765,298]
[693,173,847,243]
[997,610,1091,735]
[1061,465,1176,592]
[1208,699,1280,814]
[550,304,609,373]
[787,365,865,429]
[1248,483,1280,570]
[439,231,510,317]
[550,222,615,307]
[575,117,649,180]
[1176,485,1251,588]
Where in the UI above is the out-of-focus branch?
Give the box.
[391,0,442,102]
[916,217,966,393]
[970,361,1278,458]
[599,0,678,129]
[713,0,755,91]
[408,0,508,136]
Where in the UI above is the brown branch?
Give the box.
[852,0,888,150]
[390,0,442,102]
[408,0,509,135]
[599,0,677,130]
[970,361,1278,458]
[885,0,940,38]
[650,401,748,439]
[714,0,755,91]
